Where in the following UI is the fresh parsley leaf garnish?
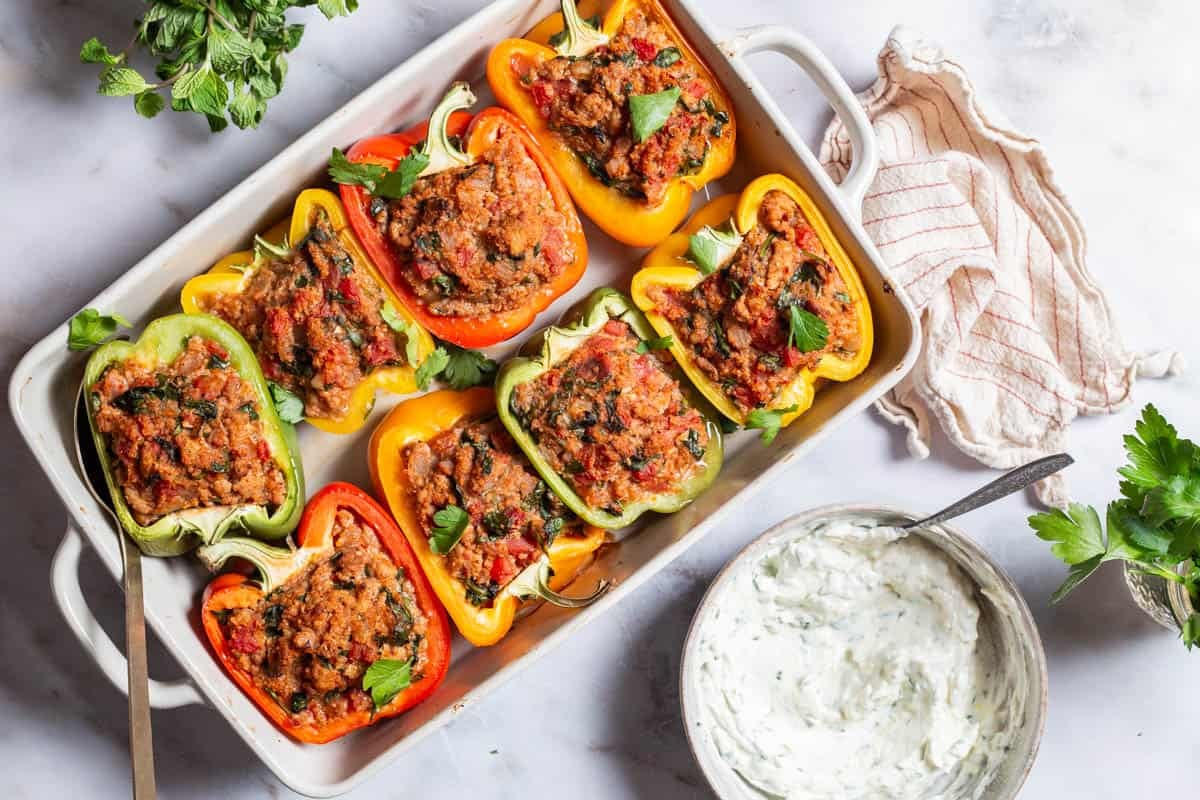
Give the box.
[1030,404,1200,649]
[328,148,388,192]
[414,347,451,391]
[362,657,413,710]
[68,309,131,351]
[81,1,359,130]
[268,381,304,424]
[636,335,674,354]
[629,87,681,143]
[328,148,429,200]
[428,505,469,555]
[786,306,829,353]
[744,405,798,445]
[374,152,430,200]
[441,345,497,391]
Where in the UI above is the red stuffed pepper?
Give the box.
[333,83,588,348]
[198,482,450,744]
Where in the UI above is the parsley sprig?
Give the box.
[1030,404,1200,648]
[81,1,359,131]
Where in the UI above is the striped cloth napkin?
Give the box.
[818,25,1183,506]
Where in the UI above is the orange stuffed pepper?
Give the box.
[488,0,735,247]
[369,387,609,647]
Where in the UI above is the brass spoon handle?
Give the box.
[121,534,157,800]
[902,453,1075,530]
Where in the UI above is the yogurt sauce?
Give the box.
[693,518,1023,800]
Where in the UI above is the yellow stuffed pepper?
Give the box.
[181,188,435,435]
[631,174,873,441]
[369,387,609,647]
[487,0,735,247]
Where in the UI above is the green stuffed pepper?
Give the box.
[83,313,305,556]
[496,288,723,529]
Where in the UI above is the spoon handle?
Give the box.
[904,453,1075,530]
[121,534,157,800]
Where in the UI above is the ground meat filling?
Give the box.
[509,320,710,515]
[374,126,574,318]
[524,7,729,205]
[201,213,413,420]
[90,336,287,526]
[404,415,581,606]
[216,509,431,728]
[650,190,863,413]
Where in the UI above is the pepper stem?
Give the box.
[506,557,611,608]
[554,0,609,58]
[417,82,476,178]
[253,233,291,262]
[685,218,743,275]
[197,536,320,594]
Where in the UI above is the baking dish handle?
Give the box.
[52,525,205,709]
[721,25,879,218]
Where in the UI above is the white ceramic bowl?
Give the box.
[680,504,1048,800]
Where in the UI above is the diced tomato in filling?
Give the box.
[403,415,583,606]
[649,190,864,413]
[510,320,710,516]
[216,510,430,726]
[630,37,658,61]
[200,213,415,421]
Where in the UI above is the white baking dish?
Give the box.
[9,1,921,795]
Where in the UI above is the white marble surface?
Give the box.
[3,1,1199,797]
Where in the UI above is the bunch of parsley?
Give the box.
[80,0,358,131]
[1030,404,1200,647]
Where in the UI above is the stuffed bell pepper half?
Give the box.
[369,387,609,647]
[332,83,588,349]
[83,313,305,556]
[630,174,873,439]
[496,288,723,529]
[487,0,735,247]
[198,482,451,744]
[181,188,436,435]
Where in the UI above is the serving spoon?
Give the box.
[74,384,157,800]
[901,453,1075,530]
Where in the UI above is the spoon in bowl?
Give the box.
[74,383,157,800]
[900,452,1075,530]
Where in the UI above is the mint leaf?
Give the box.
[428,505,469,554]
[173,65,228,117]
[787,306,829,353]
[208,26,254,73]
[653,47,681,68]
[317,0,359,19]
[68,309,131,351]
[629,87,681,143]
[636,335,674,354]
[362,657,412,709]
[268,382,304,424]
[229,90,265,129]
[744,404,798,445]
[441,345,497,391]
[80,37,120,65]
[98,66,150,97]
[415,347,450,391]
[134,90,165,119]
[374,151,430,200]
